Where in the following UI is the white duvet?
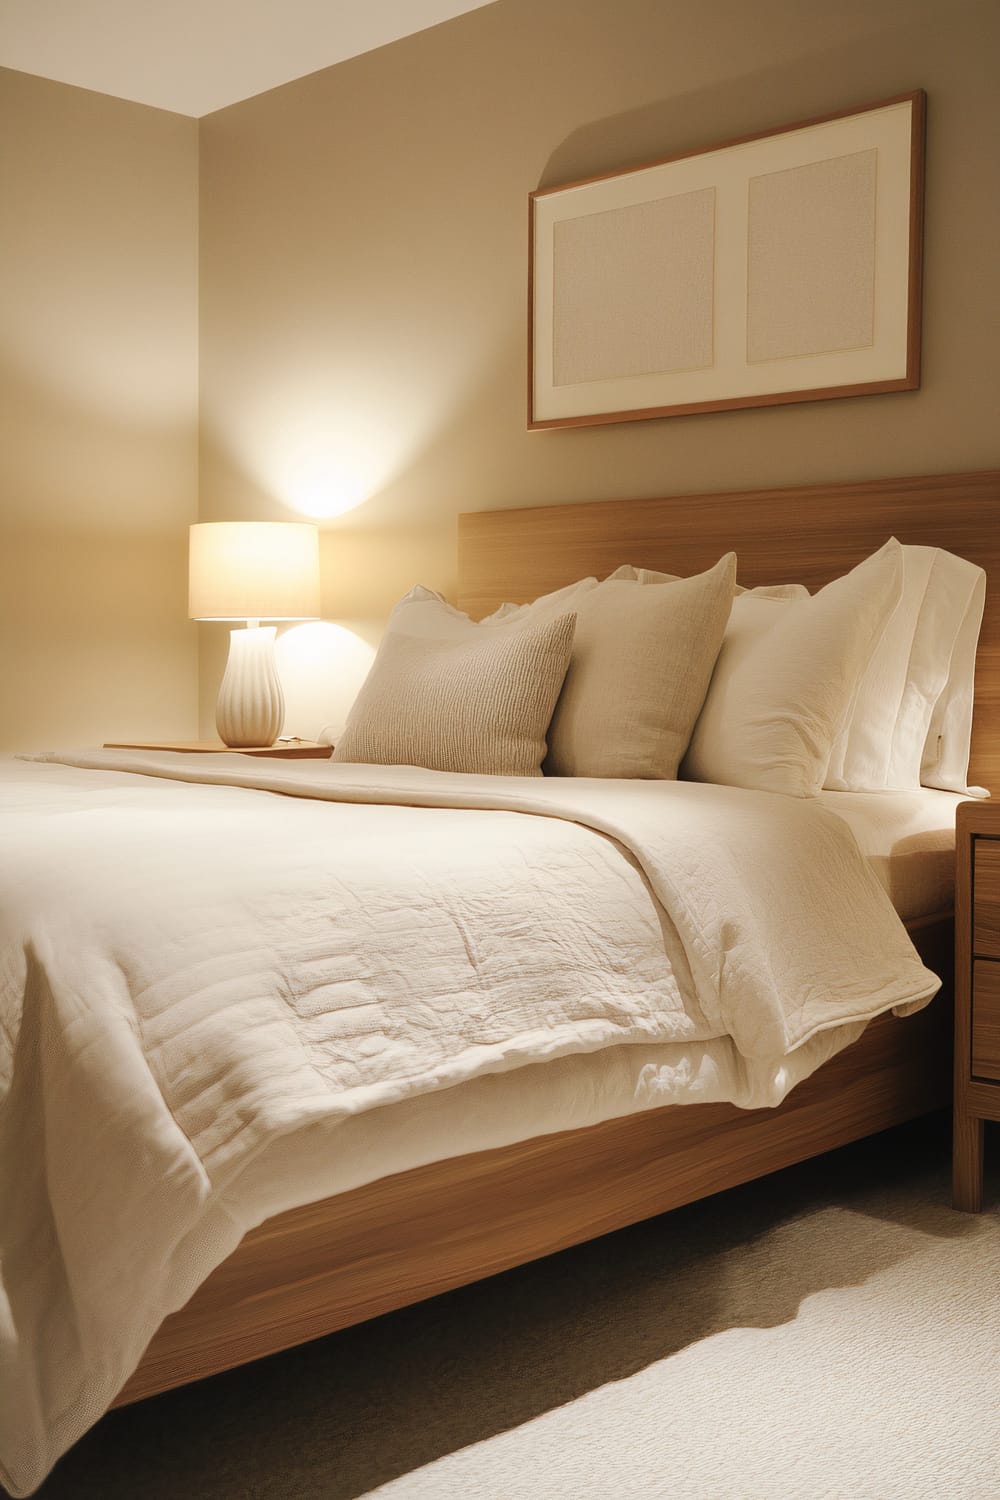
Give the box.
[0,752,939,1495]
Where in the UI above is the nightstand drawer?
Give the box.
[973,840,1000,958]
[972,960,1000,1080]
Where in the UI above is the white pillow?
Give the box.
[826,546,987,794]
[682,539,903,798]
[919,565,987,796]
[825,547,936,791]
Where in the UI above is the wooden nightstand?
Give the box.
[103,740,332,760]
[953,799,1000,1210]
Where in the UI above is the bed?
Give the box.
[2,467,998,1497]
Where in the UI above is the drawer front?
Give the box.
[973,840,1000,958]
[972,960,1000,1080]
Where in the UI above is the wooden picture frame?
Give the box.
[529,91,925,429]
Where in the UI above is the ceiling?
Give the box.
[0,0,497,117]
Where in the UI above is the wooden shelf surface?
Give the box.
[104,740,332,759]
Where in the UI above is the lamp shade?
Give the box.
[189,522,321,621]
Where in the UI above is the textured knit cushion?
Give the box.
[333,611,576,776]
[544,553,737,778]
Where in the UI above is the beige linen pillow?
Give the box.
[544,553,737,778]
[682,539,904,797]
[333,611,576,776]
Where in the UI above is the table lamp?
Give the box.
[189,521,321,748]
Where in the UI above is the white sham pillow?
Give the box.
[919,564,987,796]
[682,539,903,798]
[824,547,937,792]
[825,546,987,795]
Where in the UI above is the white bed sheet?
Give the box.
[817,786,965,923]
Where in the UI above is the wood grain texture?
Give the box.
[458,470,1000,790]
[973,839,1000,957]
[972,961,1000,1080]
[951,1110,984,1214]
[954,803,980,1209]
[104,741,332,759]
[964,1080,1000,1118]
[952,807,1000,1210]
[115,917,952,1408]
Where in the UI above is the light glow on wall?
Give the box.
[274,620,376,740]
[204,332,491,525]
[221,379,430,522]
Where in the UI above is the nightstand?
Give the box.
[953,799,1000,1210]
[103,740,333,760]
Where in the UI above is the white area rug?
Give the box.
[29,1116,1000,1500]
[369,1181,1000,1499]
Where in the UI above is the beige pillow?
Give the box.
[545,553,737,777]
[336,560,736,780]
[333,611,576,776]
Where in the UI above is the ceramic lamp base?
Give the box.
[216,625,284,748]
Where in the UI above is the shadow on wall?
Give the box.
[538,13,942,193]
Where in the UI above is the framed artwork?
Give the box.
[528,91,925,429]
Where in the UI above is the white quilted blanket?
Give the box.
[0,752,939,1495]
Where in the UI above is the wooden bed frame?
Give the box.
[116,467,1000,1408]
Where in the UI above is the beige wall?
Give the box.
[0,69,199,751]
[193,0,995,736]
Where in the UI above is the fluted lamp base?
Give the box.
[216,625,284,748]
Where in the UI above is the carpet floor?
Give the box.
[28,1112,1000,1500]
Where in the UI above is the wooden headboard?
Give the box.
[458,469,1000,791]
